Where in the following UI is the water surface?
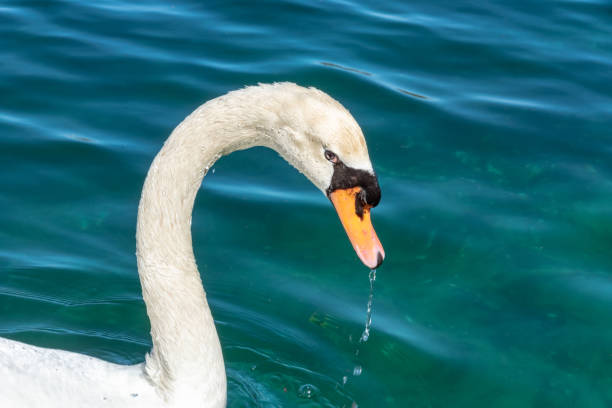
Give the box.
[1,0,612,406]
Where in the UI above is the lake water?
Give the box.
[1,1,611,406]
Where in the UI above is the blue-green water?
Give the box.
[1,0,612,406]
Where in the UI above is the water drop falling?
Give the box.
[360,269,377,342]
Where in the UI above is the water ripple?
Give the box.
[2,0,612,405]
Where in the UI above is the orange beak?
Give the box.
[330,187,385,269]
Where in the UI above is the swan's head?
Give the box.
[263,83,385,269]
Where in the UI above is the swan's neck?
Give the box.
[136,96,274,404]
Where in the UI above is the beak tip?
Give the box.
[361,250,384,270]
[375,251,384,268]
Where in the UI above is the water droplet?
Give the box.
[342,375,348,385]
[297,384,318,399]
[353,365,362,376]
[360,269,377,342]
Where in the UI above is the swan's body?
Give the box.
[0,83,384,407]
[0,337,158,406]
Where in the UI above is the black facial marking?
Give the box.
[326,160,381,218]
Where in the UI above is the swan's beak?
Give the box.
[330,187,385,269]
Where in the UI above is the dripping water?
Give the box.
[359,269,376,343]
[340,269,377,407]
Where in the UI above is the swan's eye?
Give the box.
[324,150,338,163]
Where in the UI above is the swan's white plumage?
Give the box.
[0,337,159,407]
[0,83,376,407]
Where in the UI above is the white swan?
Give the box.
[0,83,385,407]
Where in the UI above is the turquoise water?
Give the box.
[1,0,612,406]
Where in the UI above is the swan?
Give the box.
[0,83,385,407]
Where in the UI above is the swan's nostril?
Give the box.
[358,189,367,205]
[354,188,368,219]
